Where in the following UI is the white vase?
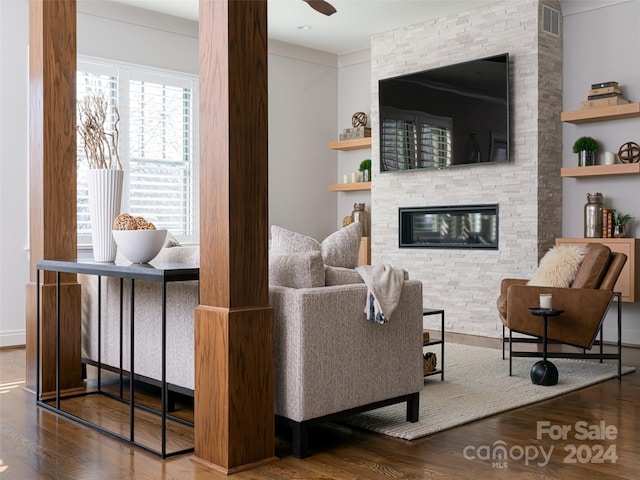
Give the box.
[87,169,124,262]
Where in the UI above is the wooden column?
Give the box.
[25,0,83,397]
[193,0,276,474]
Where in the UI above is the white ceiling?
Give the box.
[112,0,495,55]
[111,0,629,55]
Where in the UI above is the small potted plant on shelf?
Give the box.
[612,210,634,238]
[572,136,599,167]
[359,159,371,182]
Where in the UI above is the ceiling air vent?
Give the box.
[542,4,560,36]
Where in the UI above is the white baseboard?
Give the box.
[0,329,26,348]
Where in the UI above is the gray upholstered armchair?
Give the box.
[269,266,423,458]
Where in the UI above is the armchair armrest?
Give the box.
[506,285,614,349]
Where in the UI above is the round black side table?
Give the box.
[527,308,564,386]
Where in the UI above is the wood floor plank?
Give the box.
[1,345,638,479]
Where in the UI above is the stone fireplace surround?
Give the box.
[370,0,562,338]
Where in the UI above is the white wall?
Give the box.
[0,0,29,347]
[268,41,338,241]
[0,2,338,346]
[562,0,640,344]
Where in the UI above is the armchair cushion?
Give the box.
[269,251,325,289]
[527,245,586,287]
[571,243,612,289]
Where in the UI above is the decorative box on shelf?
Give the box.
[339,126,371,140]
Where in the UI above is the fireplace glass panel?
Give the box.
[400,205,498,249]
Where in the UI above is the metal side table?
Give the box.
[423,308,445,380]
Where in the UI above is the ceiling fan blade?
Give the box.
[303,0,337,16]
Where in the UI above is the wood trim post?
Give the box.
[25,0,82,395]
[193,0,276,473]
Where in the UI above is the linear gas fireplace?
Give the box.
[399,204,498,249]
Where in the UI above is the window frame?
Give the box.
[77,56,199,248]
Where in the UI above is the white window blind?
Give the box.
[77,58,199,246]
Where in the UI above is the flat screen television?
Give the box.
[378,53,509,172]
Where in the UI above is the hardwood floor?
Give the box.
[1,342,638,479]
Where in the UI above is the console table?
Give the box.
[423,308,445,380]
[35,259,199,458]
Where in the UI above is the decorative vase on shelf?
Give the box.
[88,169,124,262]
[578,150,596,167]
[583,192,603,238]
[351,203,369,237]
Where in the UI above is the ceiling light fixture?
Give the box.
[297,25,312,31]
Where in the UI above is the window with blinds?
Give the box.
[380,111,452,171]
[77,58,199,246]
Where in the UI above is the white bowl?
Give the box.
[112,229,168,263]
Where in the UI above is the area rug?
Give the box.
[342,343,635,440]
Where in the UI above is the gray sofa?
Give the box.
[80,245,424,457]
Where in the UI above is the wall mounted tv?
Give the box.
[379,53,509,172]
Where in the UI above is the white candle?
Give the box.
[603,151,616,165]
[343,174,349,184]
[540,294,552,309]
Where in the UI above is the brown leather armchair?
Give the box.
[497,243,627,378]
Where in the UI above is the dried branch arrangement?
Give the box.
[77,94,122,169]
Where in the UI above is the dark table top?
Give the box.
[527,307,564,317]
[36,258,199,282]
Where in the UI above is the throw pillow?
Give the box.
[270,223,363,269]
[528,245,587,288]
[270,225,321,254]
[269,251,325,289]
[320,222,362,268]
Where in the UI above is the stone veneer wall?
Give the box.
[370,0,562,338]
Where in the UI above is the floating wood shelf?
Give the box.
[561,163,640,177]
[329,138,372,151]
[328,182,371,192]
[561,103,640,124]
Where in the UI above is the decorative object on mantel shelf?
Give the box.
[352,111,368,127]
[618,141,640,163]
[573,136,599,167]
[584,192,604,238]
[339,112,370,140]
[612,210,634,238]
[78,93,124,262]
[359,159,371,182]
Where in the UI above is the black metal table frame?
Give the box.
[36,259,199,458]
[423,308,445,380]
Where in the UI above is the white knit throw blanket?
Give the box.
[355,264,405,324]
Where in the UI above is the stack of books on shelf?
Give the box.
[602,209,614,238]
[581,81,631,109]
